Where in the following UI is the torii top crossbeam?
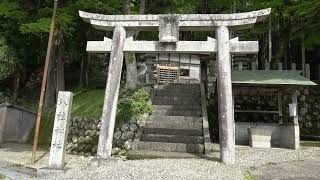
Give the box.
[79,8,271,31]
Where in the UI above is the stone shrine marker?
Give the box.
[48,91,73,169]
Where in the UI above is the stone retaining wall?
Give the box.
[67,117,139,156]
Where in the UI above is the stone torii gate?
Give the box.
[79,8,271,164]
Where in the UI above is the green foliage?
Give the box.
[72,89,105,118]
[117,87,152,123]
[0,38,17,80]
[244,169,256,180]
[0,174,6,180]
[71,87,152,123]
[0,1,26,20]
[20,18,51,34]
[300,141,320,147]
[27,112,55,148]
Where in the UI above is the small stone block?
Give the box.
[248,127,272,149]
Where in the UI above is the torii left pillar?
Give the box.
[97,26,126,158]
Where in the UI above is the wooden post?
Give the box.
[268,18,272,63]
[32,0,58,163]
[237,62,243,70]
[97,26,126,158]
[318,64,320,80]
[216,26,235,165]
[291,91,299,125]
[291,90,300,149]
[291,63,296,70]
[278,62,283,71]
[265,62,270,70]
[301,36,306,76]
[278,91,283,124]
[305,64,310,79]
[251,62,257,70]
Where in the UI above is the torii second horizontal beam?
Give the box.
[87,37,258,54]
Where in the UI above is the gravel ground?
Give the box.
[252,159,320,180]
[1,143,320,180]
[41,146,320,180]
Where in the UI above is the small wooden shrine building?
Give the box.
[231,70,316,149]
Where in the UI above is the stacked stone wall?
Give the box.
[67,117,139,156]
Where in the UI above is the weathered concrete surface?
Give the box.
[97,26,126,158]
[251,160,320,180]
[48,91,73,169]
[79,8,271,31]
[280,124,300,150]
[0,167,33,179]
[248,127,272,148]
[124,32,138,89]
[235,122,280,146]
[159,15,179,42]
[216,26,235,165]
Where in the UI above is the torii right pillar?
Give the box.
[216,26,235,164]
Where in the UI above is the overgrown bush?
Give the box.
[117,87,152,124]
[0,38,17,81]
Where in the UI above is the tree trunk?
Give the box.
[85,54,89,87]
[301,35,306,76]
[124,0,139,89]
[124,0,131,15]
[44,31,65,109]
[13,74,20,100]
[56,33,65,94]
[125,50,138,89]
[44,45,57,109]
[139,0,145,15]
[268,18,272,63]
[79,55,84,87]
[79,53,89,87]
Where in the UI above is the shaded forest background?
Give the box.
[0,0,320,110]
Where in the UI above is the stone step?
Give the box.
[143,127,203,136]
[145,121,203,129]
[137,141,204,153]
[153,96,200,101]
[152,109,201,117]
[148,115,203,123]
[152,111,201,117]
[156,88,200,93]
[141,134,204,144]
[153,105,201,111]
[127,150,203,159]
[157,83,200,89]
[153,97,200,106]
[155,91,200,97]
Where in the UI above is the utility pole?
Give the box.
[32,0,58,164]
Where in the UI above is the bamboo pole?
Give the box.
[31,0,58,163]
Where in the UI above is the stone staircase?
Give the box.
[135,83,205,154]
